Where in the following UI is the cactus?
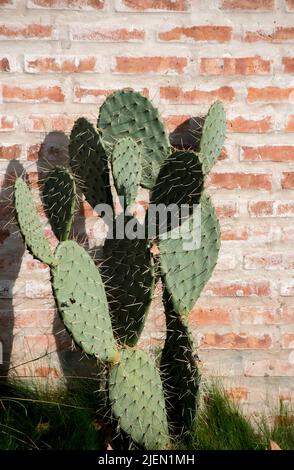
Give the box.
[52,240,118,362]
[43,166,76,241]
[13,92,226,449]
[112,137,142,208]
[14,177,55,265]
[69,117,112,210]
[98,90,170,189]
[159,192,221,316]
[160,290,200,437]
[109,348,169,450]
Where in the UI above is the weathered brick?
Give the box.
[241,146,294,162]
[247,87,294,103]
[286,115,294,132]
[116,0,189,11]
[239,307,294,325]
[200,332,272,349]
[281,334,294,349]
[220,0,274,10]
[27,0,105,10]
[0,115,16,131]
[0,144,21,159]
[26,114,76,133]
[0,0,15,7]
[244,27,294,43]
[226,387,249,401]
[74,85,149,103]
[189,307,232,326]
[286,0,294,11]
[248,201,294,217]
[164,115,190,132]
[244,359,294,377]
[228,116,273,133]
[215,201,238,218]
[281,172,294,189]
[204,280,271,296]
[71,25,145,42]
[25,56,100,73]
[160,86,235,103]
[280,281,294,296]
[209,172,272,190]
[114,56,187,74]
[244,253,283,270]
[158,26,232,42]
[282,57,294,74]
[0,23,55,39]
[3,84,64,102]
[200,57,271,75]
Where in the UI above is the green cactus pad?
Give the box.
[150,150,204,236]
[102,221,154,347]
[52,240,117,362]
[69,117,113,210]
[199,101,226,175]
[160,291,200,437]
[159,193,220,316]
[109,348,170,450]
[14,178,54,265]
[98,90,170,189]
[112,137,142,207]
[43,166,76,241]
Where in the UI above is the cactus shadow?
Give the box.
[0,160,25,380]
[35,132,98,383]
[169,116,205,151]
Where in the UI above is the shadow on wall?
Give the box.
[0,160,25,379]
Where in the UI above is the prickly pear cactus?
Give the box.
[112,137,142,207]
[69,117,113,210]
[199,101,226,175]
[109,348,170,450]
[14,178,55,265]
[43,166,76,241]
[159,193,221,316]
[52,240,118,362]
[98,90,170,189]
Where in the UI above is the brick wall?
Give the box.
[0,0,293,412]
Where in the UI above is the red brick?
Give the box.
[0,144,21,159]
[200,57,271,75]
[74,85,149,103]
[244,253,283,270]
[282,172,294,189]
[158,26,232,42]
[164,115,190,132]
[3,84,64,102]
[215,202,238,218]
[0,57,12,72]
[221,226,249,241]
[205,280,271,296]
[160,86,235,103]
[117,0,189,11]
[27,0,104,9]
[286,115,294,132]
[0,115,16,131]
[189,307,232,326]
[241,146,294,162]
[283,57,294,74]
[0,23,54,39]
[25,56,98,73]
[226,387,249,401]
[0,0,15,7]
[286,0,294,11]
[282,334,294,349]
[209,172,272,190]
[71,25,145,42]
[244,27,294,42]
[228,116,273,133]
[200,332,272,349]
[221,0,274,9]
[248,201,294,217]
[115,56,187,74]
[247,87,294,103]
[26,115,76,133]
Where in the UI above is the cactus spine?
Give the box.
[14,90,226,449]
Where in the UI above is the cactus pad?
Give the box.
[159,193,220,315]
[43,166,76,241]
[112,137,142,207]
[150,150,204,236]
[199,101,226,175]
[109,348,170,450]
[98,90,170,189]
[52,240,117,362]
[160,291,200,437]
[14,178,54,265]
[69,117,112,210]
[102,223,154,347]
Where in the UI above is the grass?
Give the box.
[0,378,293,450]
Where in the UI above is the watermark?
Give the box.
[94,199,202,251]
